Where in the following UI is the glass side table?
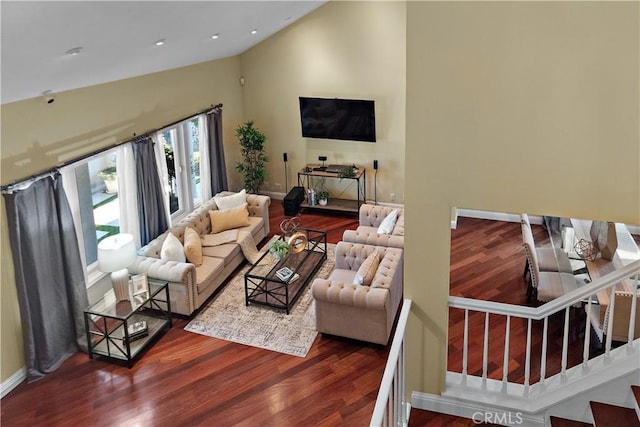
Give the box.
[83,279,172,367]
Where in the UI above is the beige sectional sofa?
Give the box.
[129,192,270,316]
[311,242,403,345]
[342,204,404,249]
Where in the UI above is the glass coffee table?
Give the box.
[83,279,172,367]
[245,227,327,314]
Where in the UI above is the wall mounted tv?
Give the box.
[299,97,376,142]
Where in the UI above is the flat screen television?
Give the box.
[299,97,376,142]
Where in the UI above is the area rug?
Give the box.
[185,237,335,357]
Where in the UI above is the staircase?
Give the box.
[550,385,640,426]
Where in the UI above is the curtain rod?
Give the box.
[1,103,223,192]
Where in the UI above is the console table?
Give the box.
[297,164,366,214]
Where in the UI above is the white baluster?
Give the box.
[605,285,616,357]
[583,297,592,368]
[482,312,489,388]
[462,309,469,385]
[524,318,532,396]
[502,315,511,393]
[561,307,570,380]
[540,316,548,388]
[628,279,638,348]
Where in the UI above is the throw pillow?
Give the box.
[160,232,186,263]
[377,209,399,235]
[210,203,250,234]
[214,189,247,211]
[183,227,203,266]
[353,251,380,286]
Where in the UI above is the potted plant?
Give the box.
[98,166,118,194]
[338,165,357,180]
[234,121,268,194]
[317,190,329,206]
[269,240,290,260]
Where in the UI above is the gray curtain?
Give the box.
[4,173,88,383]
[132,135,170,245]
[206,109,228,194]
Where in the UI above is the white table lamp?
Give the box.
[98,233,137,301]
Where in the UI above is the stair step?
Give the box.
[633,385,640,407]
[590,401,640,427]
[549,416,591,427]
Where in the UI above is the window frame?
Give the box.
[158,116,205,224]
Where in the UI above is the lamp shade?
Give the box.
[97,233,136,272]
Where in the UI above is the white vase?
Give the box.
[319,199,327,206]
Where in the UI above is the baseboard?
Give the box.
[627,224,640,235]
[261,191,404,210]
[261,190,286,200]
[1,367,25,399]
[411,391,545,427]
[455,209,543,226]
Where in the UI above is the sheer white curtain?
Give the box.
[116,143,141,248]
[60,168,91,285]
[198,113,213,200]
[153,133,172,224]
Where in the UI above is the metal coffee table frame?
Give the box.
[245,228,327,314]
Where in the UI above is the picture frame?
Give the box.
[129,274,149,301]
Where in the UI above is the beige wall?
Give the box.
[240,1,406,203]
[0,57,245,382]
[405,1,639,394]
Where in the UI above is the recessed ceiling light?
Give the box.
[211,33,219,39]
[155,39,165,46]
[250,29,257,35]
[65,47,83,56]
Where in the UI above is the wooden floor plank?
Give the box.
[0,204,613,426]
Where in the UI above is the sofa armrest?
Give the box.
[342,228,404,249]
[311,279,389,310]
[129,256,195,285]
[246,194,271,235]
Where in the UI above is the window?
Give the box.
[63,150,121,284]
[157,117,205,222]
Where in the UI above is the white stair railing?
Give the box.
[448,259,640,397]
[371,299,412,427]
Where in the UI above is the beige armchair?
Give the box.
[311,242,403,345]
[342,204,404,249]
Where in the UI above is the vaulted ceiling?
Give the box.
[0,1,325,104]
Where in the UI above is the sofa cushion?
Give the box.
[392,213,404,236]
[210,203,250,234]
[242,216,264,239]
[183,227,203,266]
[328,269,357,284]
[214,189,246,211]
[377,209,399,235]
[161,233,186,263]
[354,251,380,286]
[195,256,225,294]
[201,243,241,263]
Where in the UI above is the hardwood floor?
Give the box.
[0,203,597,426]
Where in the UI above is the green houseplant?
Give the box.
[98,166,118,194]
[269,240,290,260]
[316,190,329,206]
[234,121,268,194]
[338,165,356,180]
